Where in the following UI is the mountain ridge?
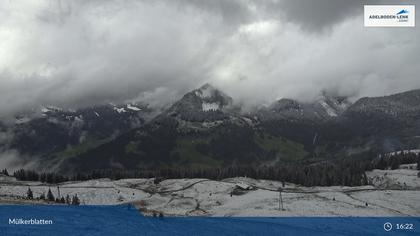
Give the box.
[2,84,420,173]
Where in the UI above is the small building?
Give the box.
[235,183,255,190]
[231,183,256,196]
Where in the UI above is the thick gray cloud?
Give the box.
[0,0,419,115]
[265,0,364,32]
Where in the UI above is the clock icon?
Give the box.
[384,222,393,232]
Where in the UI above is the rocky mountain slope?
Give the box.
[258,93,351,122]
[0,103,156,170]
[1,84,420,173]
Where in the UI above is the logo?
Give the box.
[396,9,409,15]
[364,5,415,27]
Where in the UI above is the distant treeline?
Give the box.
[374,152,419,170]
[5,152,420,187]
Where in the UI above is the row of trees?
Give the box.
[8,152,420,187]
[1,168,9,176]
[13,170,69,183]
[9,163,369,187]
[374,152,420,170]
[26,187,80,205]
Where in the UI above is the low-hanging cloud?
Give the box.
[0,149,37,172]
[0,0,419,115]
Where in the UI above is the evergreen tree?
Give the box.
[363,173,369,185]
[390,158,400,170]
[47,188,55,202]
[65,195,71,204]
[2,169,9,176]
[72,194,80,205]
[26,187,33,200]
[377,157,386,170]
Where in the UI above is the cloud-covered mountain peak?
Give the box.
[260,92,352,122]
[163,84,234,122]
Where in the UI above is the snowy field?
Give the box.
[0,166,419,217]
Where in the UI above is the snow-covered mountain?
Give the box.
[164,83,234,121]
[258,93,351,122]
[156,83,253,131]
[345,89,420,118]
[1,102,155,159]
[2,84,420,173]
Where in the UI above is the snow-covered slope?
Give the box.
[260,93,351,122]
[1,167,418,216]
[367,164,419,190]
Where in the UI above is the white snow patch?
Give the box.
[94,111,100,117]
[202,102,219,111]
[74,115,84,123]
[127,104,141,111]
[319,101,337,117]
[41,105,62,113]
[41,107,51,113]
[113,107,126,113]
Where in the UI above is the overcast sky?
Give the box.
[0,0,419,114]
